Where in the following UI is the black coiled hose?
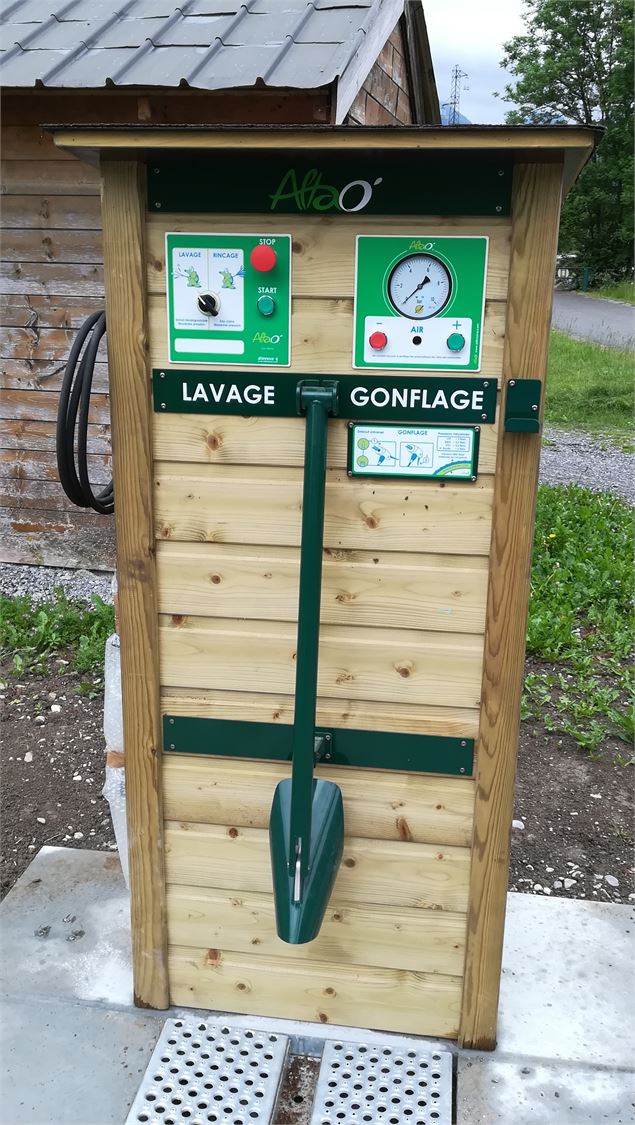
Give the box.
[56,311,114,515]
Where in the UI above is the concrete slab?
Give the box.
[1,997,161,1125]
[497,894,635,1068]
[0,846,135,1007]
[2,848,634,1125]
[457,1056,635,1123]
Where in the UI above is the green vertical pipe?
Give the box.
[288,387,333,878]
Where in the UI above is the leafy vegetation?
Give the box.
[0,588,114,676]
[545,329,634,438]
[523,485,634,754]
[587,279,635,305]
[500,0,634,281]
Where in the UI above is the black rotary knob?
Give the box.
[197,292,220,316]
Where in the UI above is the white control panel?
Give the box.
[363,316,473,367]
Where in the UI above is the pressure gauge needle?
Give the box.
[404,276,431,302]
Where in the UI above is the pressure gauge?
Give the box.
[387,253,452,320]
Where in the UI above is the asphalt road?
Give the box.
[552,290,635,349]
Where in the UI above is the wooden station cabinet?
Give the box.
[54,124,595,1049]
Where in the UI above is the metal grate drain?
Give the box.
[125,1017,289,1125]
[309,1038,452,1125]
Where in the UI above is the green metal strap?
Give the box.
[163,716,474,777]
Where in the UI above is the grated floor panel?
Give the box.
[125,1017,289,1125]
[309,1038,452,1125]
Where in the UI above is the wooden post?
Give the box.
[459,162,563,1049]
[101,160,169,1009]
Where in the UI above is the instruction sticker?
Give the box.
[348,423,479,480]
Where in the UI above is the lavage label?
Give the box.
[182,381,275,406]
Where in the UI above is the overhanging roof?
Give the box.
[49,123,602,196]
[0,0,404,122]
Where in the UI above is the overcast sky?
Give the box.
[423,0,527,124]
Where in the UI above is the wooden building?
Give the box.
[0,0,440,569]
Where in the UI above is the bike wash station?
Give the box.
[52,122,595,1117]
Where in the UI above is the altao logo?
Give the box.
[270,168,383,213]
[253,331,283,345]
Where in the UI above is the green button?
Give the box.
[446,332,466,352]
[257,294,276,317]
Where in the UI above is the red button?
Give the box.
[250,244,277,272]
[369,331,388,350]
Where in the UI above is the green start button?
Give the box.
[257,294,276,317]
[446,332,466,352]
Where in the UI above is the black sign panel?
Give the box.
[148,152,512,217]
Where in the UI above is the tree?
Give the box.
[499,0,634,280]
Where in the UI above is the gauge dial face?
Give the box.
[387,253,452,320]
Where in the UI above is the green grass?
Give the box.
[0,588,114,676]
[586,280,635,305]
[523,484,634,755]
[546,329,634,438]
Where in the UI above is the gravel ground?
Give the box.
[0,564,114,605]
[540,427,635,503]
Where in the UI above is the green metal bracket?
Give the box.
[504,379,542,433]
[162,716,474,777]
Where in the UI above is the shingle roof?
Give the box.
[0,0,403,97]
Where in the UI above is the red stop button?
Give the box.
[250,244,277,272]
[369,330,388,350]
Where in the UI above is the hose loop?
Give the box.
[56,312,114,515]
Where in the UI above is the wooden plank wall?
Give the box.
[151,210,512,1036]
[0,119,115,566]
[0,89,330,568]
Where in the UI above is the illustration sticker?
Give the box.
[348,423,479,480]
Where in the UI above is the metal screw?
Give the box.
[154,168,160,174]
[495,205,502,212]
[459,767,466,774]
[324,752,332,760]
[471,475,476,481]
[509,379,516,386]
[160,371,166,379]
[348,421,354,429]
[483,381,489,387]
[347,470,353,476]
[169,743,175,751]
[474,426,480,433]
[532,403,538,411]
[160,402,166,409]
[169,718,175,725]
[498,169,505,176]
[460,740,467,747]
[155,202,162,208]
[481,413,487,420]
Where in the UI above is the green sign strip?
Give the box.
[163,716,474,777]
[148,152,512,216]
[152,371,497,424]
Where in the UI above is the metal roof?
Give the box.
[0,0,404,99]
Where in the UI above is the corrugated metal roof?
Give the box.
[0,0,403,93]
